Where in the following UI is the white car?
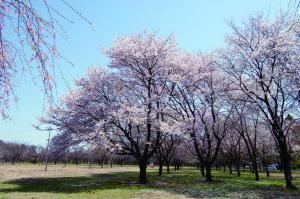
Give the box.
[267,165,277,171]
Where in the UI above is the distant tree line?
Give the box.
[0,129,299,179]
[0,139,191,167]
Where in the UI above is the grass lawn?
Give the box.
[0,164,300,199]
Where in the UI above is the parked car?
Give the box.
[272,163,280,169]
[149,162,155,168]
[267,165,277,171]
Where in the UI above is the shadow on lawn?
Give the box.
[1,170,300,198]
[1,172,142,194]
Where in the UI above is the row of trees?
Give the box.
[40,11,300,189]
[0,138,189,168]
[0,139,124,166]
[1,134,298,171]
[0,140,41,164]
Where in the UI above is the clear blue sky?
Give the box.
[0,0,290,146]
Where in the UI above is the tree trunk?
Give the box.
[237,139,241,177]
[166,163,170,173]
[276,156,283,173]
[279,145,296,189]
[237,163,241,177]
[139,160,147,184]
[158,162,163,176]
[201,164,205,177]
[253,160,259,181]
[229,163,232,174]
[205,164,213,182]
[265,166,270,177]
[259,164,262,172]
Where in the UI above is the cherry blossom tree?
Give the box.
[102,32,179,183]
[41,32,180,184]
[220,128,241,175]
[230,102,263,181]
[167,53,231,182]
[39,68,115,149]
[221,13,300,189]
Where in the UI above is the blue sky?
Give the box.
[0,0,290,146]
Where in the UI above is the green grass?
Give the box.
[0,165,300,199]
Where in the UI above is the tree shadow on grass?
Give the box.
[1,170,300,198]
[1,172,144,194]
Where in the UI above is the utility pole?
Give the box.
[0,153,3,164]
[88,147,92,169]
[44,131,51,172]
[64,147,68,167]
[0,145,3,164]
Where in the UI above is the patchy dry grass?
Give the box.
[0,164,299,199]
[134,190,193,199]
[0,164,138,181]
